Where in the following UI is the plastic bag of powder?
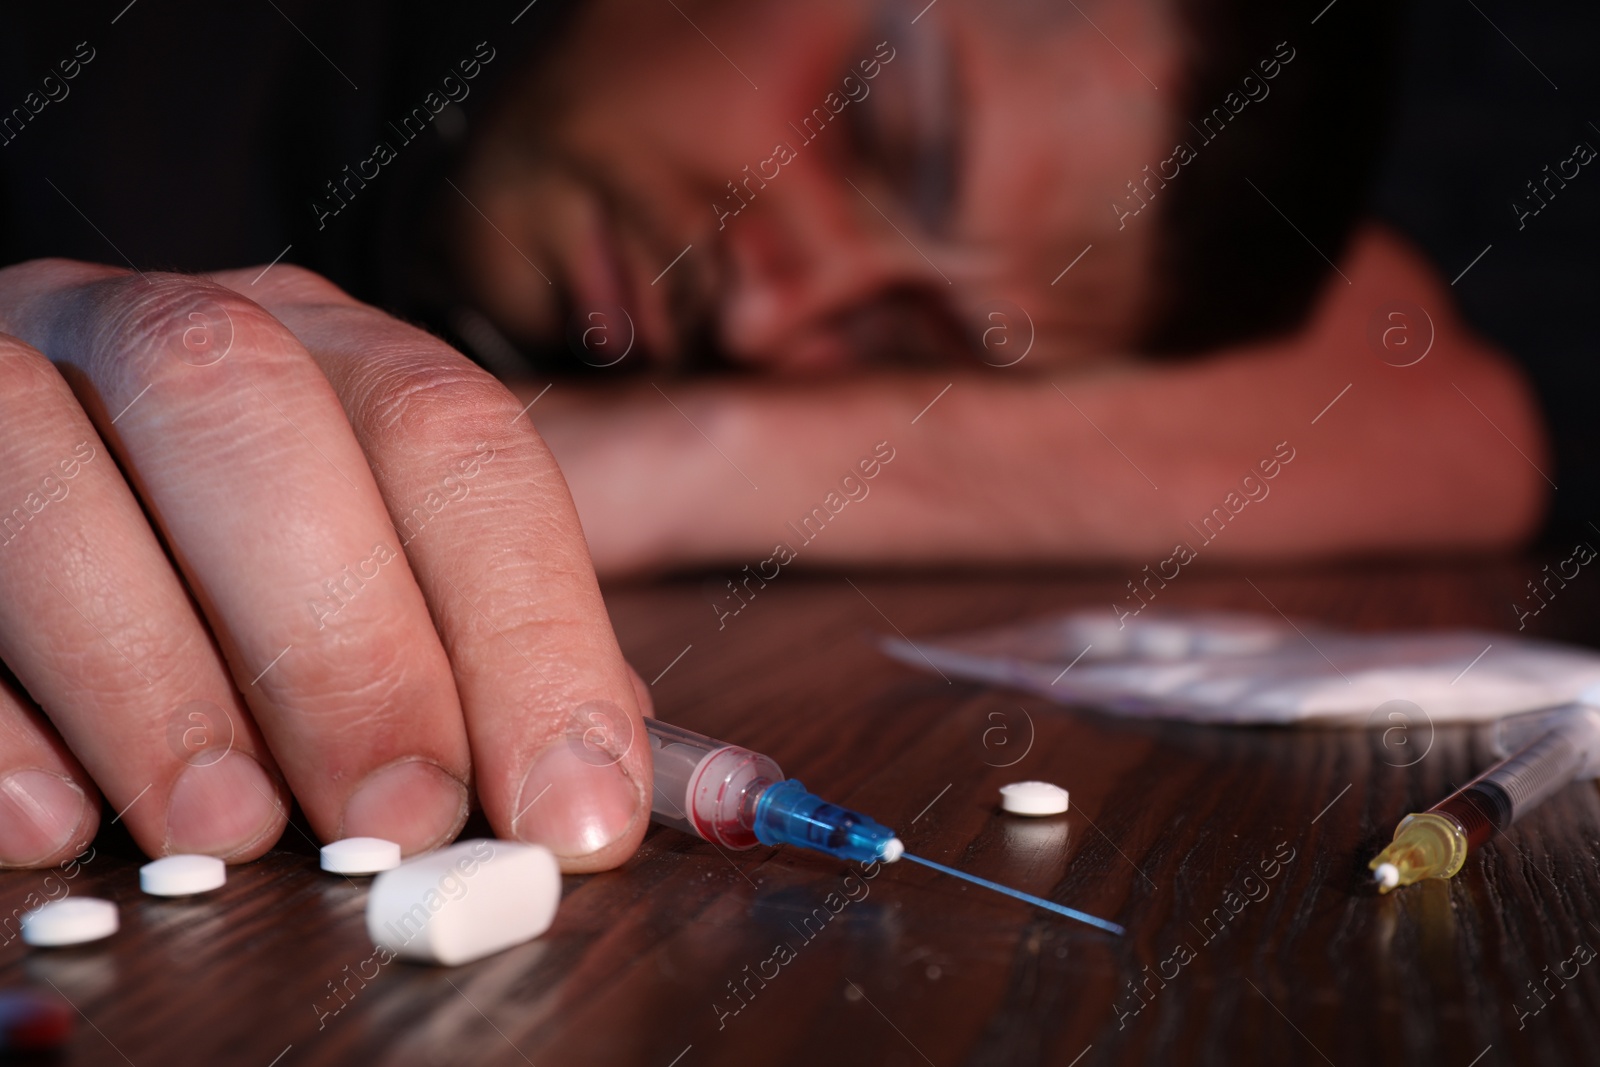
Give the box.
[879,610,1600,725]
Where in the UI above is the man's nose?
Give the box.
[713,166,956,370]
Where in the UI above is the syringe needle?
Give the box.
[640,718,1127,933]
[901,852,1125,936]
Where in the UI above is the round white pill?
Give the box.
[321,837,402,875]
[1000,780,1070,816]
[21,898,119,947]
[139,854,226,897]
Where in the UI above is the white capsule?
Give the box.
[140,854,226,897]
[1000,780,1070,816]
[21,898,119,947]
[366,839,560,966]
[321,836,402,875]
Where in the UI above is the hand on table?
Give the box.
[0,259,651,872]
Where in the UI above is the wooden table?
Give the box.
[3,557,1598,1066]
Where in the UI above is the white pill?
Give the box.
[139,854,226,897]
[321,836,402,875]
[367,839,560,966]
[1000,780,1070,816]
[21,898,119,947]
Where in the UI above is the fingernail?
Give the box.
[342,758,468,856]
[0,770,86,866]
[165,754,282,857]
[513,738,641,857]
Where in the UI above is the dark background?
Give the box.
[1372,0,1599,538]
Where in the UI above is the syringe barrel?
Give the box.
[1436,713,1591,834]
[645,718,781,850]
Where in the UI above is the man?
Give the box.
[0,0,1549,872]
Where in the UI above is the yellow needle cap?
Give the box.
[1368,812,1470,893]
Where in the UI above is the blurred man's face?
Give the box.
[457,0,1180,373]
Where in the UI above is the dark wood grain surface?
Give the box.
[4,556,1599,1067]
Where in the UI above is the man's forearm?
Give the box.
[532,228,1549,575]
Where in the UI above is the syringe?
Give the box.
[1369,705,1600,892]
[645,718,1124,934]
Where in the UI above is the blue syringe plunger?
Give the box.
[753,778,904,864]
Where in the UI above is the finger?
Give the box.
[0,674,99,868]
[4,265,471,855]
[232,266,650,872]
[628,663,655,720]
[0,322,288,861]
